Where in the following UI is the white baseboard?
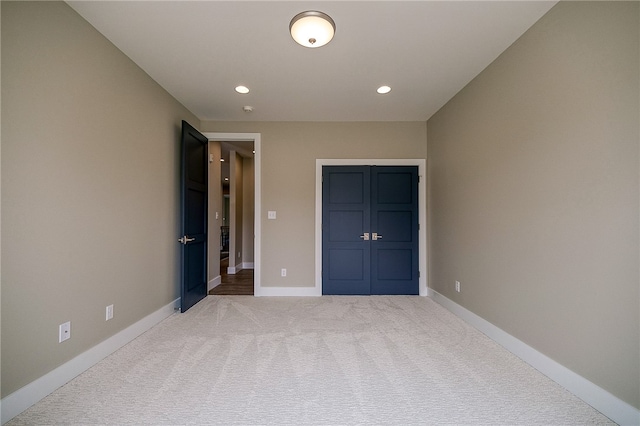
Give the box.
[226,262,254,275]
[0,298,180,425]
[208,275,222,291]
[427,288,639,426]
[255,286,321,297]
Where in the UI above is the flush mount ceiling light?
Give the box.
[377,85,392,94]
[290,11,335,48]
[235,85,249,94]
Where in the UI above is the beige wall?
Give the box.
[427,1,639,409]
[229,152,244,270]
[1,2,199,397]
[201,121,428,287]
[242,157,255,265]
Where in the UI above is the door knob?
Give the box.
[359,232,370,241]
[372,233,383,241]
[178,235,196,244]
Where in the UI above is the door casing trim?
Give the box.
[316,159,428,296]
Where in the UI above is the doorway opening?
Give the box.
[203,132,261,296]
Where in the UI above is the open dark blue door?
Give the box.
[322,166,418,295]
[179,121,208,312]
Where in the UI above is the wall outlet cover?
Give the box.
[59,321,71,343]
[106,304,114,321]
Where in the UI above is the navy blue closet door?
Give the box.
[322,166,371,295]
[322,166,418,295]
[370,167,419,295]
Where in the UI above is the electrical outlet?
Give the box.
[59,321,71,343]
[455,281,461,293]
[281,268,287,277]
[106,304,114,321]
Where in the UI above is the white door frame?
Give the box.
[203,132,261,295]
[316,159,428,296]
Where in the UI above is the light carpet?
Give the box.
[8,296,613,425]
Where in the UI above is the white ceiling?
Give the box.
[67,1,555,122]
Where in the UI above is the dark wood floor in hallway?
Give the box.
[209,257,254,295]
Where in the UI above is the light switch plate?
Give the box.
[268,211,276,219]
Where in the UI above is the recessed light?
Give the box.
[235,85,249,94]
[377,85,391,94]
[220,158,225,162]
[224,177,229,181]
